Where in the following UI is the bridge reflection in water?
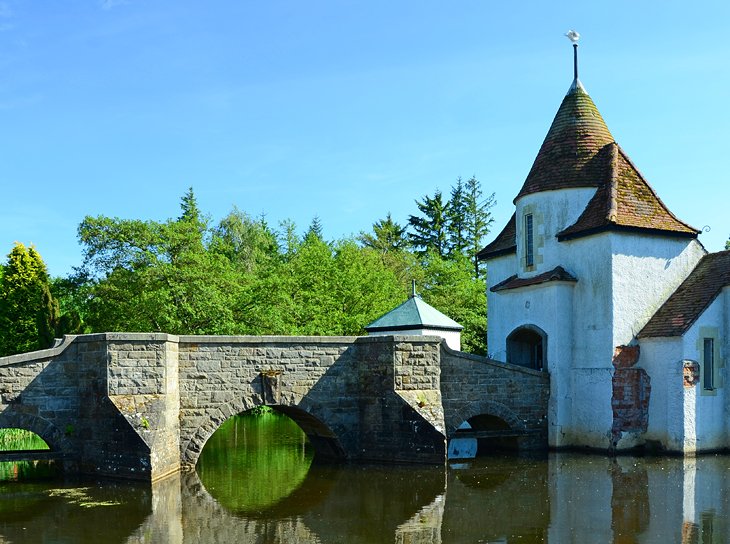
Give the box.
[0,410,728,543]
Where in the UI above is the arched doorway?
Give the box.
[507,326,547,371]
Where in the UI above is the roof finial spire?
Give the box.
[410,279,418,298]
[564,30,583,92]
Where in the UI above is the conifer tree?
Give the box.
[0,243,57,356]
[358,213,408,254]
[446,177,468,256]
[408,190,450,257]
[176,187,207,253]
[463,176,495,277]
[305,215,324,242]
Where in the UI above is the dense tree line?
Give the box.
[0,180,495,357]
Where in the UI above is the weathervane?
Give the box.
[565,30,580,80]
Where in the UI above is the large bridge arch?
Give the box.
[181,397,348,468]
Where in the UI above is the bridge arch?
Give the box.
[0,412,71,455]
[182,398,347,468]
[448,399,526,436]
[448,399,528,456]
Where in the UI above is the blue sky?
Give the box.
[2,1,729,277]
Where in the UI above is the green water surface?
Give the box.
[196,411,314,514]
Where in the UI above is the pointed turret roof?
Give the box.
[478,47,699,261]
[515,82,614,202]
[365,286,463,333]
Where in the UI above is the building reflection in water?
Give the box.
[1,453,730,542]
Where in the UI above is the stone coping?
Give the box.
[0,335,78,367]
[0,332,551,381]
[441,342,549,379]
[0,333,448,367]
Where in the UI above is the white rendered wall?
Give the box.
[639,337,683,450]
[560,234,615,448]
[610,234,705,347]
[486,224,615,448]
[485,252,517,361]
[515,188,596,277]
[681,297,725,451]
[486,279,576,447]
[640,297,727,454]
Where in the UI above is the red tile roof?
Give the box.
[558,143,699,241]
[490,266,577,292]
[639,251,730,338]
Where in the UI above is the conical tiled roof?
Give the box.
[478,75,699,261]
[515,82,614,202]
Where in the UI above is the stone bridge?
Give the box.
[0,333,549,480]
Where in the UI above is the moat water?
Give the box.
[0,412,728,543]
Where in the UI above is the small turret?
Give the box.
[365,281,463,350]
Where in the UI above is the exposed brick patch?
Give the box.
[611,345,650,447]
[683,360,700,387]
[612,345,640,369]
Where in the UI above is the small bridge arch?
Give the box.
[440,346,550,455]
[447,399,525,436]
[0,412,71,462]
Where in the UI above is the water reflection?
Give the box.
[4,416,730,543]
[0,478,152,544]
[444,456,550,542]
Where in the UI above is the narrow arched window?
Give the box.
[703,337,715,390]
[524,213,534,267]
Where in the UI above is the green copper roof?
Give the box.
[366,294,463,332]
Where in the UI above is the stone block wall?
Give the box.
[0,338,79,467]
[105,334,181,481]
[177,335,361,466]
[440,345,549,446]
[178,335,446,466]
[0,334,157,479]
